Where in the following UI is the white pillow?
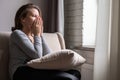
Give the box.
[27,49,86,70]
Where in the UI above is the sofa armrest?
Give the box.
[56,32,66,49]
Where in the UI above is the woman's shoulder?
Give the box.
[12,30,24,34]
[10,30,26,38]
[11,30,25,35]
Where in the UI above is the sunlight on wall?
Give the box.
[83,0,97,47]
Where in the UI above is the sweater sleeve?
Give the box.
[41,36,52,55]
[10,30,43,59]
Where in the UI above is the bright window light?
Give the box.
[83,0,97,48]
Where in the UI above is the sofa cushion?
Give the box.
[27,49,86,70]
[43,33,63,52]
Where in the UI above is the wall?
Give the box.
[0,0,29,31]
[74,49,94,80]
[0,0,48,32]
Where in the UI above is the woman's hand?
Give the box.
[32,16,43,36]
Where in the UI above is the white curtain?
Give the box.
[94,0,119,80]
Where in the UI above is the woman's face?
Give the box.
[21,8,40,30]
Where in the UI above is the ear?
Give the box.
[20,17,25,23]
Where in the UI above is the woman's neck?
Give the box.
[22,28,34,43]
[22,28,32,37]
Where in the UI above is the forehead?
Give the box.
[27,8,40,15]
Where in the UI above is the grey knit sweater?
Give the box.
[9,30,51,80]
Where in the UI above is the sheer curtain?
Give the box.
[94,0,119,80]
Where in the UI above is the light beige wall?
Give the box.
[0,0,30,31]
[0,0,48,32]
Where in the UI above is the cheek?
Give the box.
[26,18,35,26]
[29,18,35,23]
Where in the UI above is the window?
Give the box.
[64,0,97,49]
[83,0,97,48]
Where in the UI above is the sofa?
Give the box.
[0,31,79,80]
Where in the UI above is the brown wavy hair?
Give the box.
[11,3,42,31]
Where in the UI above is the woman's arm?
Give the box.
[10,30,43,59]
[41,36,52,55]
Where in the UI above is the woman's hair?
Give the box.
[11,3,42,31]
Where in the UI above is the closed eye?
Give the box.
[31,15,36,17]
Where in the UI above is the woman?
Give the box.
[9,3,81,80]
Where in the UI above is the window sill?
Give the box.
[72,45,95,52]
